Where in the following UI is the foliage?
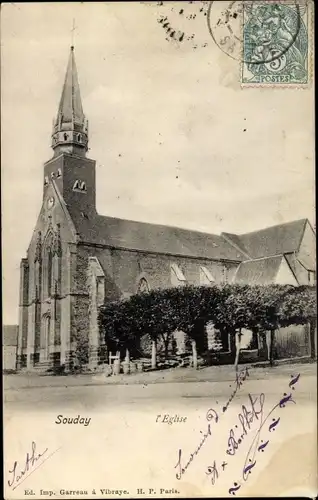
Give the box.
[278,285,316,327]
[98,298,137,353]
[98,284,316,356]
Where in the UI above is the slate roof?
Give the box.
[234,256,284,285]
[69,209,245,261]
[3,325,18,347]
[222,219,308,259]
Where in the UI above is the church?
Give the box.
[16,47,316,372]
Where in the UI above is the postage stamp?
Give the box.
[207,0,312,88]
[241,1,311,86]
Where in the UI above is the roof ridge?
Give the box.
[95,212,221,239]
[241,254,283,263]
[239,218,308,237]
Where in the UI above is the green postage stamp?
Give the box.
[241,1,312,86]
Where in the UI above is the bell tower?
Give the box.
[43,46,96,216]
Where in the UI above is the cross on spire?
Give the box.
[71,18,77,49]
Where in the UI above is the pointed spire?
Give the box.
[51,46,88,156]
[57,46,84,126]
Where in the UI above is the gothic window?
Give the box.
[80,181,86,191]
[199,266,215,285]
[64,133,68,141]
[43,235,54,299]
[56,169,62,178]
[170,263,186,286]
[137,277,150,293]
[47,247,53,297]
[77,134,81,142]
[73,180,80,190]
[34,268,39,300]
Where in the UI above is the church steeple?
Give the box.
[51,46,88,157]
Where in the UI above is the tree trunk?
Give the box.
[221,329,229,351]
[252,330,259,350]
[191,339,198,370]
[229,331,236,361]
[269,329,275,367]
[234,329,242,372]
[161,333,170,360]
[151,339,157,369]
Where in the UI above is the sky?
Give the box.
[1,2,315,324]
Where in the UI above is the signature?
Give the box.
[174,367,249,481]
[174,408,219,480]
[173,368,301,496]
[226,392,266,457]
[205,373,300,495]
[225,389,297,495]
[7,441,60,490]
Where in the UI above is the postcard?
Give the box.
[2,1,316,498]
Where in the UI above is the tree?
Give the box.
[169,285,221,369]
[127,289,180,369]
[213,284,249,369]
[99,299,137,360]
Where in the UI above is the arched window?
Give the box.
[137,277,150,293]
[73,180,80,190]
[80,181,86,191]
[43,234,54,299]
[47,247,53,297]
[56,169,62,178]
[64,133,68,141]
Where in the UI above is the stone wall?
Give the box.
[80,243,239,298]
